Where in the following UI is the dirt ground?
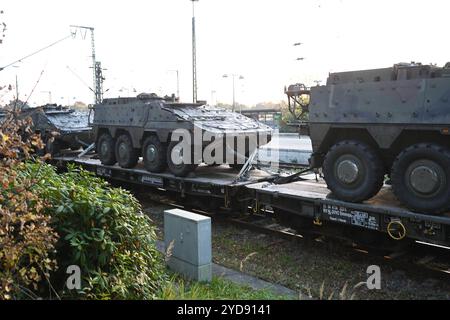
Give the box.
[139,197,450,300]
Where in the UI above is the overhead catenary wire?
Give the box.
[0,34,71,71]
[66,65,94,93]
[20,67,46,110]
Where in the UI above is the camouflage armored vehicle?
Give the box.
[22,104,92,155]
[92,93,273,177]
[290,62,450,214]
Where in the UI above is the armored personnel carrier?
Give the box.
[22,104,92,155]
[289,62,450,214]
[92,93,273,177]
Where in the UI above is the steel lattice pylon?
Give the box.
[70,25,104,104]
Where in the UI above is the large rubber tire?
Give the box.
[115,134,139,169]
[167,141,197,177]
[323,140,384,202]
[391,143,450,214]
[142,135,167,173]
[97,133,116,165]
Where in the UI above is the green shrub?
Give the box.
[0,113,58,300]
[19,162,167,299]
[0,168,58,299]
[1,109,167,300]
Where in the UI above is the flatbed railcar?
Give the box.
[247,178,450,248]
[53,153,450,248]
[53,153,275,212]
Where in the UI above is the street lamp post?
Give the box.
[41,91,52,104]
[293,42,305,61]
[210,90,216,106]
[12,65,19,103]
[62,96,77,106]
[168,69,180,101]
[190,0,199,103]
[223,74,244,113]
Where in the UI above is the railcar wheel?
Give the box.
[167,141,197,177]
[391,143,450,214]
[143,136,167,173]
[273,208,312,233]
[323,140,384,202]
[97,133,116,165]
[115,134,139,168]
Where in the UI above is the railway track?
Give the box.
[136,189,450,281]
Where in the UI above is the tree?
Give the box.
[0,10,5,44]
[72,101,88,110]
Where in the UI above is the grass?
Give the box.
[160,277,293,300]
[140,198,450,300]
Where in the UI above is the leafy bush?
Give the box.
[19,162,167,299]
[0,169,58,299]
[0,111,58,300]
[0,108,166,300]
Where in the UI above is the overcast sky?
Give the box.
[1,0,449,106]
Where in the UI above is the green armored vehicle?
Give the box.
[290,62,450,214]
[27,104,92,154]
[1,104,92,155]
[92,93,273,177]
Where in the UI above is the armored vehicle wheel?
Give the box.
[115,134,139,169]
[391,144,450,214]
[143,136,167,173]
[323,140,384,202]
[97,133,116,165]
[167,141,197,177]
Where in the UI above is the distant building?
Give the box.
[241,108,282,129]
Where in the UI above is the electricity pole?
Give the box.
[13,65,19,103]
[70,25,104,104]
[223,74,244,113]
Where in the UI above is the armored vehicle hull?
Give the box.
[298,62,450,214]
[22,105,92,155]
[92,93,272,177]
